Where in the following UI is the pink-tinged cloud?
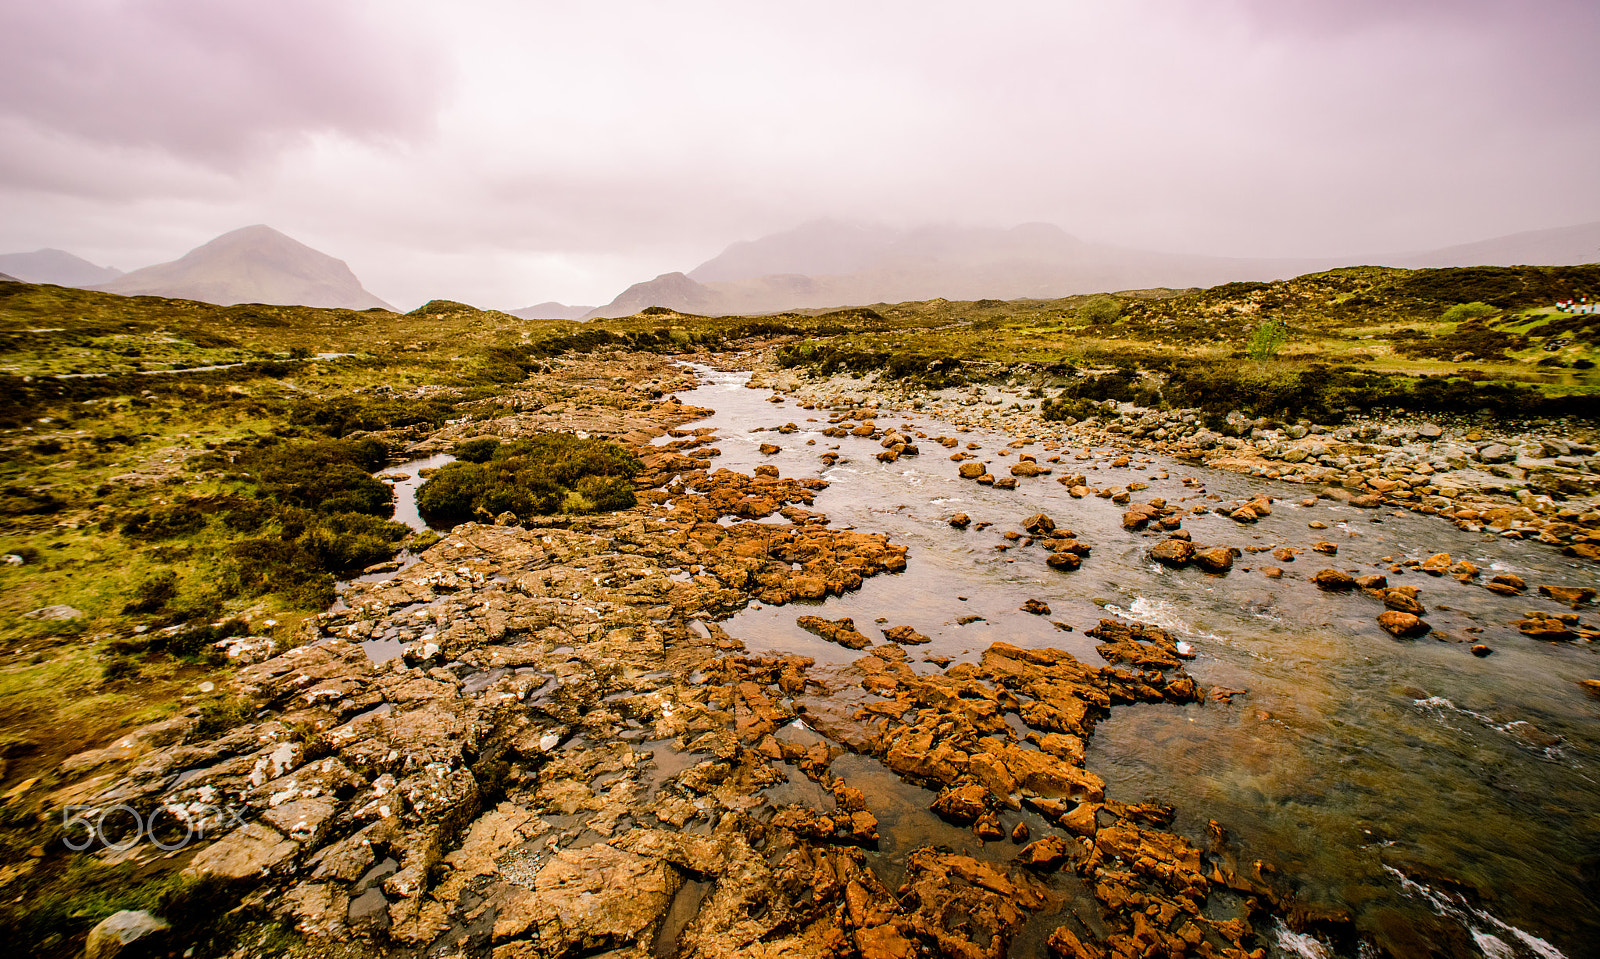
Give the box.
[0,0,445,167]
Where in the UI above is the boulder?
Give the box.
[1539,585,1597,608]
[1021,513,1056,535]
[1378,611,1430,638]
[85,911,170,959]
[1150,539,1195,566]
[1192,547,1237,573]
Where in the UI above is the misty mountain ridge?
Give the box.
[586,219,1600,318]
[509,301,596,321]
[0,248,123,287]
[95,225,393,311]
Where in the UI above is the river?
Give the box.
[660,364,1598,958]
[373,362,1598,957]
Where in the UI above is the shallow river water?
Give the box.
[661,365,1600,958]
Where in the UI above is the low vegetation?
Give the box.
[417,434,639,526]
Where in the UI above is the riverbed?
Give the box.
[660,364,1599,958]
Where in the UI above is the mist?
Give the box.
[2,0,1596,310]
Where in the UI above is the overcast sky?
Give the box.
[2,0,1597,311]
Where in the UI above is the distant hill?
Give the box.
[0,271,21,283]
[509,301,594,321]
[96,225,392,311]
[585,219,1600,319]
[586,222,1336,318]
[0,249,122,287]
[1390,222,1600,269]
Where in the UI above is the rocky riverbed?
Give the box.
[47,350,1600,959]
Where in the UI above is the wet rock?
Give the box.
[1471,645,1493,657]
[796,617,876,650]
[1311,541,1339,555]
[974,812,1006,841]
[1046,551,1083,571]
[1021,599,1052,616]
[959,462,987,479]
[1150,538,1195,566]
[1312,568,1355,591]
[1381,588,1426,616]
[1192,547,1237,573]
[881,625,931,645]
[1120,510,1150,531]
[1046,925,1103,959]
[1022,512,1056,535]
[930,783,990,825]
[1516,614,1576,641]
[495,843,682,953]
[1355,574,1388,590]
[1485,573,1527,596]
[1419,552,1452,574]
[1011,821,1031,844]
[1580,680,1600,699]
[949,512,972,528]
[1015,836,1073,872]
[1539,585,1597,607]
[1378,611,1430,638]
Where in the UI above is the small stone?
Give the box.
[949,512,972,529]
[1471,645,1493,657]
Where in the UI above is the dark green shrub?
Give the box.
[124,568,178,612]
[1441,301,1499,322]
[242,438,393,517]
[119,505,207,540]
[1080,294,1122,324]
[417,433,639,527]
[453,437,502,463]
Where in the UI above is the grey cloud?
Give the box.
[0,0,444,169]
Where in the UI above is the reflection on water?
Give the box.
[386,452,457,531]
[669,364,1599,957]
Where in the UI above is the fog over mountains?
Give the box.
[0,249,123,287]
[580,219,1600,319]
[94,225,392,311]
[5,219,1598,317]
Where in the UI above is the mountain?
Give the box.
[586,222,1336,317]
[96,225,392,310]
[688,220,902,283]
[509,301,595,321]
[1390,221,1600,269]
[0,271,21,283]
[0,249,122,287]
[586,219,1600,318]
[591,272,734,318]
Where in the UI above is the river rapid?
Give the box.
[654,363,1600,958]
